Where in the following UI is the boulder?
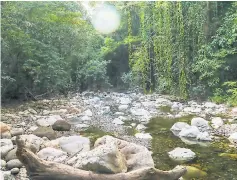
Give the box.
[5,148,17,162]
[33,126,57,140]
[10,167,20,175]
[52,120,71,131]
[6,159,23,170]
[36,115,63,127]
[20,134,44,153]
[1,160,6,169]
[179,126,200,138]
[228,132,237,145]
[191,117,210,132]
[10,128,24,136]
[196,132,212,141]
[67,142,127,174]
[0,122,11,134]
[58,136,90,155]
[211,117,224,129]
[168,147,196,163]
[94,135,154,171]
[170,122,190,133]
[37,147,68,163]
[0,139,14,158]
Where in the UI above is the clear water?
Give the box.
[145,116,237,180]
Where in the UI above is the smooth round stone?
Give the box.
[11,167,20,174]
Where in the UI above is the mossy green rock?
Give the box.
[182,166,207,179]
[219,153,237,160]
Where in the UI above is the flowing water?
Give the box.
[146,116,237,180]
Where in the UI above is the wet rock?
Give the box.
[11,167,20,174]
[6,159,23,169]
[191,117,210,132]
[36,115,63,127]
[52,120,71,131]
[37,147,68,163]
[10,128,24,136]
[58,136,90,155]
[179,126,200,138]
[5,148,17,162]
[135,133,152,139]
[211,117,224,129]
[182,166,207,179]
[67,141,127,174]
[33,126,57,140]
[168,147,196,162]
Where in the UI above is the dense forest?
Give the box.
[1,1,237,105]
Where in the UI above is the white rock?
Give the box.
[1,160,6,169]
[10,167,20,174]
[170,122,190,132]
[130,108,150,116]
[211,117,224,129]
[156,98,172,106]
[81,115,91,121]
[196,132,212,141]
[36,115,63,126]
[37,147,68,163]
[112,118,124,125]
[136,124,146,131]
[118,105,128,111]
[228,132,237,145]
[58,136,90,155]
[120,97,131,105]
[83,109,93,117]
[131,123,136,127]
[191,117,210,132]
[204,102,216,108]
[168,147,196,162]
[114,112,125,115]
[179,126,200,138]
[135,133,152,139]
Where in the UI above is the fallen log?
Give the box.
[16,136,186,180]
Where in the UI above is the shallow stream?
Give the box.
[146,116,237,180]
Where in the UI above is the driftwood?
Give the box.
[16,136,186,180]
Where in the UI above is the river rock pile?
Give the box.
[1,91,237,179]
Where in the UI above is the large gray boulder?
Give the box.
[94,135,154,171]
[191,117,210,132]
[67,142,127,174]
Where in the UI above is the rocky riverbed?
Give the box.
[1,91,237,179]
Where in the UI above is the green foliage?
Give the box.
[1,1,108,99]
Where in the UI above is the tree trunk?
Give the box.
[16,136,186,180]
